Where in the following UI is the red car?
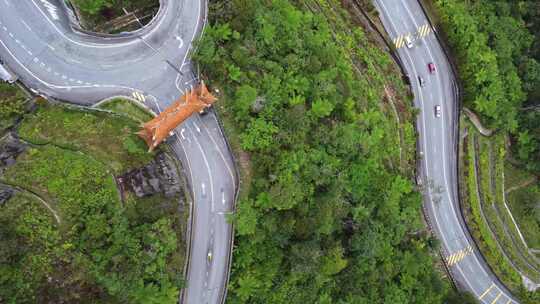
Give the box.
[428,63,436,74]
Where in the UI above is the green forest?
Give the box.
[195,0,473,303]
[71,0,149,15]
[69,0,158,32]
[434,0,540,173]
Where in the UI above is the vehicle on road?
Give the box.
[434,105,441,118]
[428,62,436,74]
[207,250,213,263]
[405,35,413,48]
[199,106,210,115]
[418,76,425,87]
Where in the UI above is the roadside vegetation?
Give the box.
[69,0,159,33]
[0,83,27,132]
[195,0,470,303]
[459,118,540,301]
[431,0,540,301]
[18,103,153,173]
[98,97,155,123]
[433,0,540,173]
[0,93,188,303]
[505,163,540,251]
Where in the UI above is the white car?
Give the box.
[434,105,441,118]
[405,36,413,48]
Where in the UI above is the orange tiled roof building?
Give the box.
[137,82,217,151]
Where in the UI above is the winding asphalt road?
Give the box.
[374,0,518,303]
[0,1,236,303]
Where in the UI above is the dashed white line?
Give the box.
[21,20,32,31]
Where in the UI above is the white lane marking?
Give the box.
[185,122,215,214]
[401,2,515,303]
[180,128,186,140]
[175,74,185,94]
[0,34,160,94]
[201,183,206,197]
[194,122,201,133]
[28,0,154,48]
[221,191,226,205]
[176,35,184,49]
[175,0,202,94]
[145,95,161,113]
[21,20,32,31]
[205,114,237,189]
[403,0,490,276]
[131,91,146,102]
[39,0,59,21]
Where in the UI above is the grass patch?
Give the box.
[505,162,536,192]
[97,98,154,123]
[18,103,153,174]
[507,181,540,250]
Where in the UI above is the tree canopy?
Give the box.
[195,0,461,302]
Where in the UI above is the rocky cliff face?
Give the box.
[0,133,26,174]
[0,133,26,206]
[118,152,183,198]
[0,186,13,206]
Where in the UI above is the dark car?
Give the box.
[418,76,425,87]
[434,105,441,117]
[199,106,210,116]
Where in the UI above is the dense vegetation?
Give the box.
[196,0,469,302]
[434,0,540,173]
[434,0,540,300]
[71,0,150,15]
[70,0,158,32]
[0,103,186,303]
